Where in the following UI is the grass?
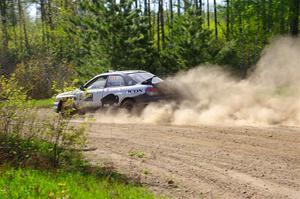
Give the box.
[0,166,156,199]
[28,98,54,108]
[0,131,158,199]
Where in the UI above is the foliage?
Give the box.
[164,14,212,71]
[0,75,86,168]
[14,55,76,99]
[0,0,299,98]
[0,75,28,143]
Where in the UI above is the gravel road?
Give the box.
[84,123,300,199]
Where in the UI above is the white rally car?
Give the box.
[54,70,165,113]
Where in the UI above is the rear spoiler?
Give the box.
[141,76,155,85]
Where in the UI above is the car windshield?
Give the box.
[128,72,159,83]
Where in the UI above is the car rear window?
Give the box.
[128,72,155,83]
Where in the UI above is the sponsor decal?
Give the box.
[127,89,143,94]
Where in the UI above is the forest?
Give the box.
[0,0,299,99]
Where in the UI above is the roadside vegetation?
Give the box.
[0,76,158,199]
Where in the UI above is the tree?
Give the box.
[213,0,217,39]
[17,0,29,54]
[147,0,152,38]
[226,0,230,38]
[183,0,189,12]
[170,0,173,26]
[157,0,160,50]
[1,0,299,93]
[0,0,9,53]
[160,0,165,48]
[177,0,180,15]
[207,0,210,28]
[268,0,273,31]
[199,0,202,15]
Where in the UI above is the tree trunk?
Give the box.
[195,0,198,11]
[279,0,285,34]
[144,0,147,15]
[213,0,218,39]
[9,0,18,49]
[207,0,210,28]
[40,0,46,44]
[238,2,245,78]
[268,0,272,31]
[17,0,29,54]
[170,0,173,26]
[157,0,160,51]
[261,0,267,43]
[290,0,299,36]
[160,0,165,48]
[226,0,230,39]
[47,0,54,30]
[0,0,8,52]
[199,0,202,15]
[184,0,189,12]
[148,0,152,38]
[177,0,181,15]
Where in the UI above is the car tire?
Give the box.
[121,99,135,112]
[59,100,76,116]
[59,101,67,116]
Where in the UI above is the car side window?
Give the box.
[86,76,107,90]
[106,75,125,87]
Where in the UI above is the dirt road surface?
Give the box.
[84,123,300,199]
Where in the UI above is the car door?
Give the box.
[102,75,126,106]
[79,76,107,108]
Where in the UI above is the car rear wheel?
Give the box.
[121,99,135,112]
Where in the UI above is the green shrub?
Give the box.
[0,75,87,168]
[14,55,76,99]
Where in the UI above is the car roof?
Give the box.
[97,70,148,76]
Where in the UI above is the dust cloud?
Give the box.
[90,37,300,126]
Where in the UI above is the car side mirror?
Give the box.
[79,85,85,91]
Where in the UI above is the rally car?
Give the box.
[54,70,165,113]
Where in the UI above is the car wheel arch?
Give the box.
[121,97,135,105]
